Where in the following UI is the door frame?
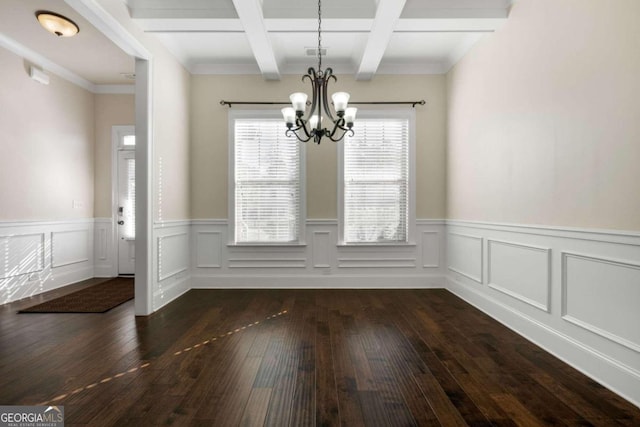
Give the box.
[111,125,135,277]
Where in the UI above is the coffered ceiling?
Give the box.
[128,0,512,79]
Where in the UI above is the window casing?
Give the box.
[338,110,415,245]
[229,111,306,245]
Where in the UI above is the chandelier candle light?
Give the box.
[281,0,356,144]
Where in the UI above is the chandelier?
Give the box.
[281,0,356,144]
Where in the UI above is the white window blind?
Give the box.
[343,118,409,243]
[123,158,136,239]
[234,119,301,243]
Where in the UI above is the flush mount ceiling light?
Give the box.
[281,0,356,144]
[36,11,79,37]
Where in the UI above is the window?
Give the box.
[123,135,136,146]
[230,111,305,244]
[339,111,415,244]
[123,157,136,239]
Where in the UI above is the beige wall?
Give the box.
[153,54,191,222]
[0,46,95,221]
[447,0,640,230]
[191,74,446,219]
[94,94,135,218]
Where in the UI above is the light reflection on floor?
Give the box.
[37,309,288,406]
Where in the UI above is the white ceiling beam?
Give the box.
[132,16,506,34]
[0,33,94,92]
[231,0,280,80]
[355,0,407,81]
[134,18,245,32]
[395,17,506,32]
[132,18,374,33]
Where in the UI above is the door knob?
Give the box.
[118,220,125,225]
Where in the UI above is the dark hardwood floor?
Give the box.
[1,285,639,426]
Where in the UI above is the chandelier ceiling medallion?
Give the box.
[281,0,356,144]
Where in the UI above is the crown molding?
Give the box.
[0,33,95,92]
[0,33,135,94]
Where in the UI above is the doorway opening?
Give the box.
[112,126,136,276]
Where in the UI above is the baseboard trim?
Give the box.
[93,266,115,278]
[446,276,640,409]
[191,274,446,289]
[153,275,190,311]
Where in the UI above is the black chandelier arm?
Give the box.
[285,127,313,143]
[294,117,313,139]
[328,118,355,142]
[316,126,355,144]
[305,70,319,119]
[326,126,354,143]
[304,67,317,81]
[328,117,347,138]
[321,68,337,122]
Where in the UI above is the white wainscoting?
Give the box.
[561,252,640,354]
[94,218,115,277]
[0,219,95,304]
[153,222,190,311]
[446,220,640,408]
[488,239,551,312]
[3,216,638,407]
[51,229,90,268]
[448,232,483,283]
[191,219,447,289]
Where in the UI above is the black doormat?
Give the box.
[19,277,134,313]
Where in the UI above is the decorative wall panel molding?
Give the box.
[447,232,483,283]
[562,252,640,353]
[0,220,94,304]
[51,229,90,268]
[337,257,417,268]
[195,231,222,268]
[192,220,447,288]
[94,218,114,277]
[96,226,108,261]
[312,231,331,268]
[153,223,191,311]
[228,258,307,269]
[487,239,551,312]
[421,231,440,268]
[0,233,45,280]
[157,232,189,281]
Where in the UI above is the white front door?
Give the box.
[117,150,136,275]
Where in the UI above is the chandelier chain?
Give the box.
[317,0,322,71]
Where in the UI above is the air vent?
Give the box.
[306,48,327,56]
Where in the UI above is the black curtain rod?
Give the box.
[220,100,426,108]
